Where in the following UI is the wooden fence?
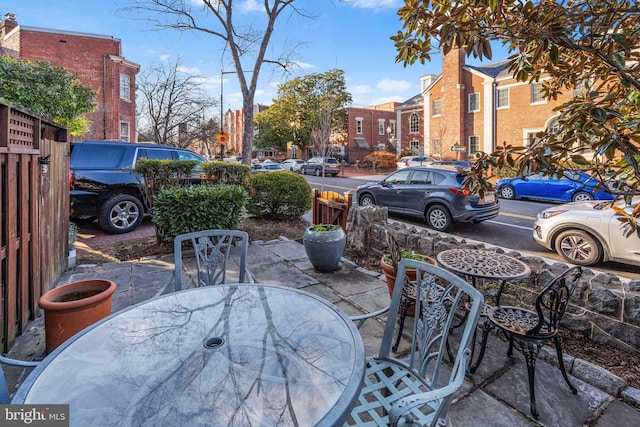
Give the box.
[311,189,353,230]
[0,101,70,352]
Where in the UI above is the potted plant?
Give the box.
[303,224,346,272]
[39,279,117,353]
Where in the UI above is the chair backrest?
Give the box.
[0,355,39,404]
[174,230,251,291]
[530,266,583,338]
[381,259,484,393]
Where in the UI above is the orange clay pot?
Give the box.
[380,256,437,316]
[39,279,117,353]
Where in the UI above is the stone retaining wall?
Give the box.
[346,206,640,354]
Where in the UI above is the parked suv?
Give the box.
[70,140,206,234]
[300,157,341,177]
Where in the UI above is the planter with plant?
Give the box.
[303,224,346,272]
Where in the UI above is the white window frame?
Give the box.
[431,138,442,158]
[120,74,130,101]
[409,113,419,133]
[409,140,419,155]
[496,88,509,108]
[378,119,385,136]
[120,121,130,141]
[468,93,480,112]
[356,118,363,134]
[432,99,442,116]
[530,82,545,104]
[388,121,396,136]
[468,135,479,155]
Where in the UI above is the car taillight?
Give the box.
[69,169,74,190]
[448,188,470,196]
[405,160,409,166]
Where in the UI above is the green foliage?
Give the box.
[362,151,397,169]
[134,159,200,210]
[310,224,340,232]
[153,184,247,241]
[0,56,95,135]
[201,161,251,185]
[246,172,312,219]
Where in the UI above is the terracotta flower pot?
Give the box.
[39,279,117,353]
[380,255,437,316]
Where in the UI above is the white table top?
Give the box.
[14,284,365,426]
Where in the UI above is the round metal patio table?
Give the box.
[13,284,365,427]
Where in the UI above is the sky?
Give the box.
[4,1,502,115]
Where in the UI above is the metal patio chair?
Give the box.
[485,266,583,419]
[155,229,253,297]
[346,259,484,427]
[0,354,39,403]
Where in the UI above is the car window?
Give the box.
[177,151,205,162]
[72,145,127,168]
[325,158,338,164]
[408,170,432,184]
[384,170,410,185]
[137,148,174,161]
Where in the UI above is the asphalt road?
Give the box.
[304,174,640,281]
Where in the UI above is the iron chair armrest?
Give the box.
[350,305,390,329]
[154,266,254,298]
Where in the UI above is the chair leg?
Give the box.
[507,334,515,357]
[469,320,492,373]
[392,297,412,352]
[521,342,541,419]
[554,335,577,394]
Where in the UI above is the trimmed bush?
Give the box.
[362,151,397,169]
[201,161,251,185]
[153,184,247,241]
[246,171,312,220]
[135,159,201,209]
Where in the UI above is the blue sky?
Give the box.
[4,1,502,112]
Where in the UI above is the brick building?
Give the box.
[343,103,398,163]
[0,13,139,141]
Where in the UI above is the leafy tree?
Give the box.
[0,56,95,135]
[137,57,215,148]
[393,0,640,232]
[124,0,312,165]
[255,69,352,159]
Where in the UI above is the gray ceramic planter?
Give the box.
[303,226,346,272]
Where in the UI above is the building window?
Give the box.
[468,93,480,112]
[496,88,509,108]
[525,132,537,147]
[388,121,396,136]
[378,119,385,136]
[409,113,419,133]
[431,138,442,158]
[469,136,479,154]
[120,74,130,101]
[410,140,419,155]
[356,118,363,134]
[432,99,442,116]
[530,82,544,103]
[120,121,130,141]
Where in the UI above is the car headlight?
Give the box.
[539,209,569,219]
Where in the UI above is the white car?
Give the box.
[397,156,429,169]
[533,198,640,266]
[281,158,305,173]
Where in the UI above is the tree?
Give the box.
[254,69,352,159]
[124,0,310,164]
[0,56,95,136]
[137,57,215,148]
[393,0,640,232]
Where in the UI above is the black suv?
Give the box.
[70,140,206,234]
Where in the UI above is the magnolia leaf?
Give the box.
[589,108,607,121]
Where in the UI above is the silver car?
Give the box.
[281,158,305,173]
[355,166,500,231]
[533,198,640,266]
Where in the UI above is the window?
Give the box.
[409,113,419,133]
[120,74,130,101]
[496,88,509,108]
[468,136,479,154]
[378,119,385,136]
[384,170,410,185]
[431,138,442,158]
[388,121,396,136]
[410,140,419,154]
[432,99,442,116]
[409,170,432,185]
[525,132,537,147]
[530,82,544,103]
[468,93,480,112]
[356,118,363,134]
[119,122,130,141]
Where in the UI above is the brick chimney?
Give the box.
[2,13,18,34]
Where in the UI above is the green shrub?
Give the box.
[246,172,312,219]
[201,161,251,185]
[153,184,247,241]
[134,159,201,209]
[362,151,397,169]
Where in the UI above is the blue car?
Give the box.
[495,171,614,202]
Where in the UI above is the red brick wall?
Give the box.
[345,107,396,162]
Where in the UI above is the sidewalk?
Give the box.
[5,230,640,426]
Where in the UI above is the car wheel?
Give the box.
[499,185,515,200]
[359,194,376,206]
[554,230,602,266]
[98,194,144,234]
[572,191,595,202]
[426,205,453,232]
[315,168,322,177]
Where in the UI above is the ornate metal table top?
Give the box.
[14,284,365,427]
[437,248,531,281]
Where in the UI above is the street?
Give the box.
[304,174,640,280]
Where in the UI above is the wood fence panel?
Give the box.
[311,189,353,231]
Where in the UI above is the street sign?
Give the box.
[216,133,228,144]
[451,145,466,152]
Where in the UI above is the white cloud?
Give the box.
[346,0,401,10]
[348,84,372,95]
[376,78,413,93]
[239,0,263,13]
